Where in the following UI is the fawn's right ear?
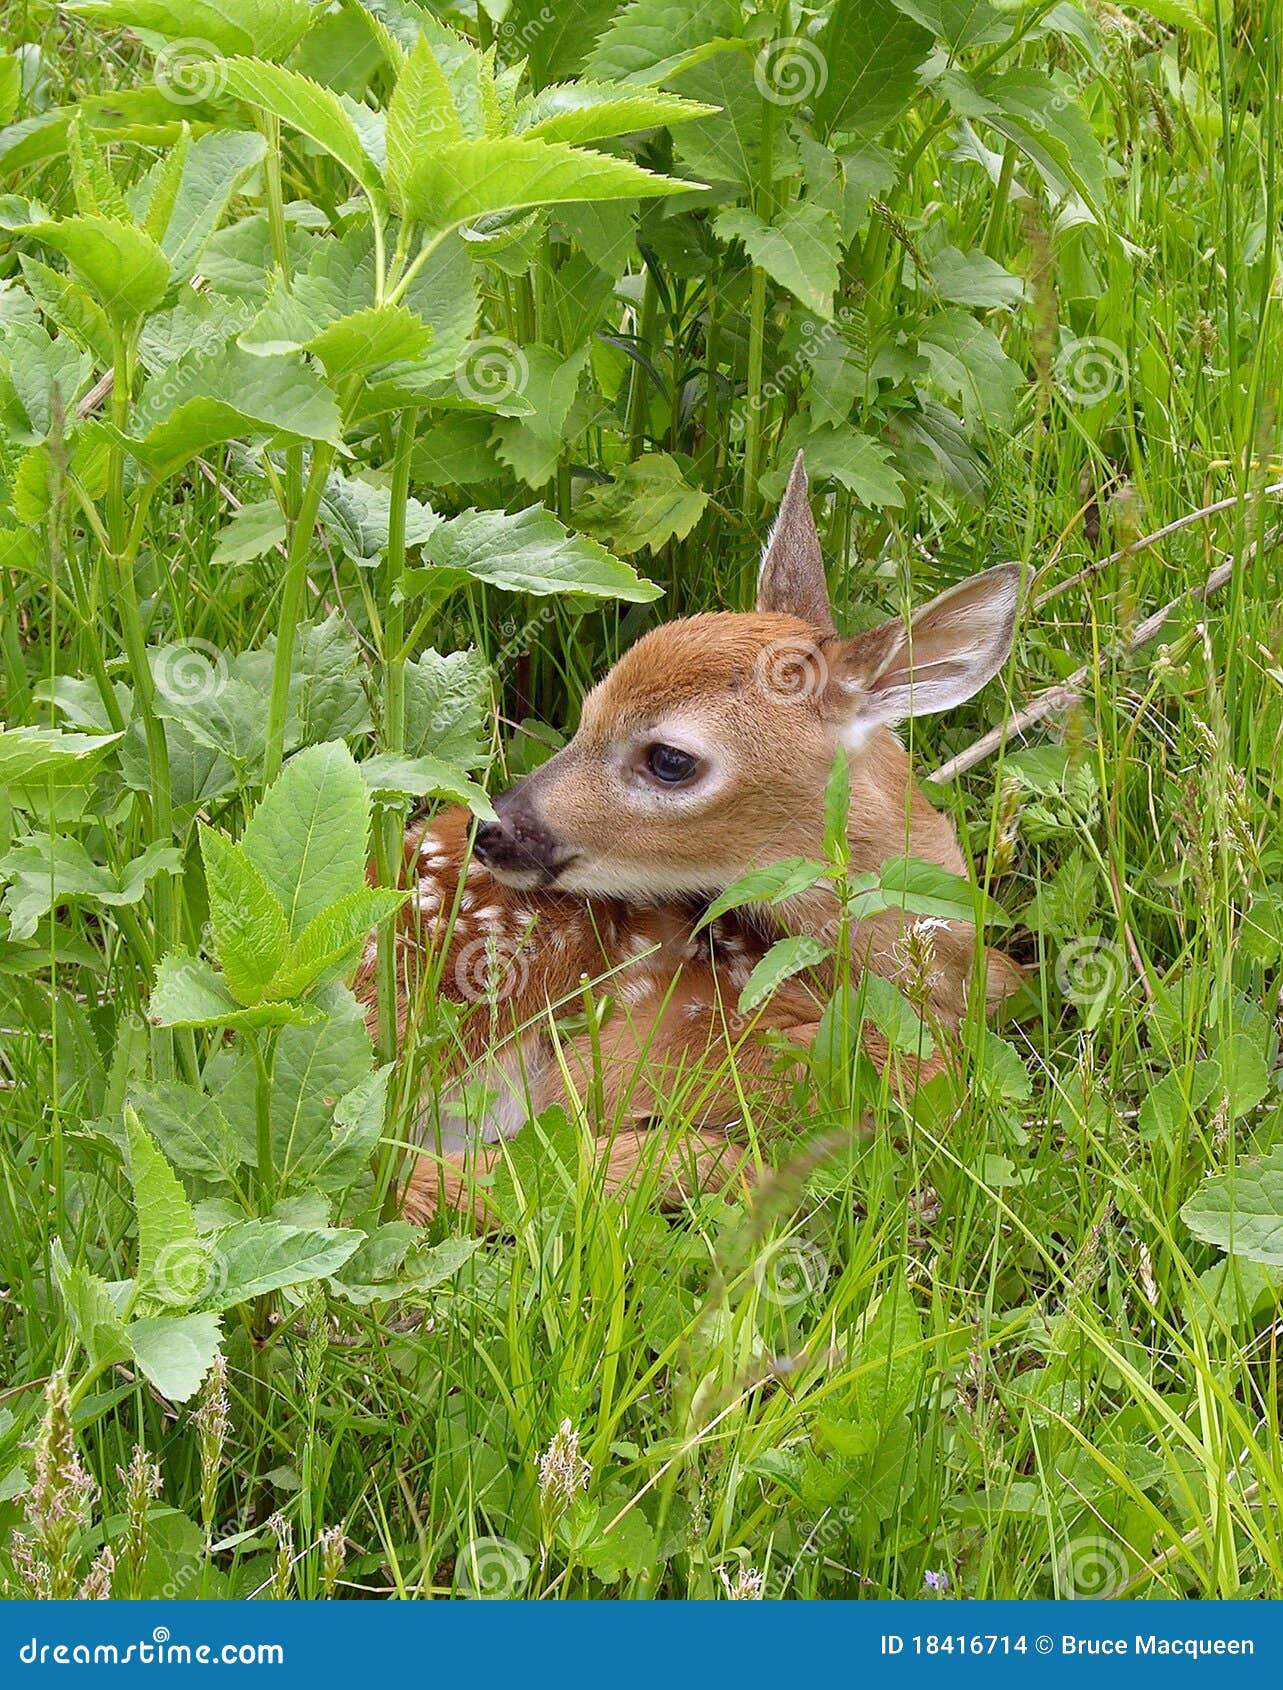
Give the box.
[757,452,835,633]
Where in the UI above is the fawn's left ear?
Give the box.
[828,564,1020,729]
[757,452,835,633]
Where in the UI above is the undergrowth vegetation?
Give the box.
[1,0,1282,1599]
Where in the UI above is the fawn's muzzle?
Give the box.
[472,781,577,885]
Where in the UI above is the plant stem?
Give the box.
[262,444,337,786]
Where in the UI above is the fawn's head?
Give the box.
[475,456,1019,898]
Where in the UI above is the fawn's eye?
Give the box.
[645,743,697,785]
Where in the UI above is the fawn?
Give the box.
[359,456,1022,1224]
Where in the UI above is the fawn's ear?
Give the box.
[757,452,835,632]
[828,564,1020,730]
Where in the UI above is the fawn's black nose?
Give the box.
[471,786,576,884]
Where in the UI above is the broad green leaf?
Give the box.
[403,648,491,768]
[417,505,661,601]
[894,0,1008,51]
[210,499,285,565]
[398,134,697,231]
[761,424,904,510]
[0,726,120,786]
[19,215,169,324]
[515,82,716,145]
[0,835,180,942]
[213,59,385,198]
[17,256,114,365]
[125,1105,202,1299]
[385,34,464,210]
[878,855,1011,928]
[128,342,342,474]
[129,1081,252,1179]
[240,741,370,936]
[149,952,323,1029]
[930,244,1026,309]
[696,859,830,930]
[0,320,94,442]
[585,0,742,84]
[308,304,432,380]
[1182,1147,1283,1268]
[50,1241,131,1371]
[266,886,405,1001]
[816,0,934,139]
[714,202,841,319]
[738,934,831,1014]
[199,826,291,1006]
[574,452,708,555]
[142,129,267,281]
[127,1311,223,1403]
[314,467,437,564]
[973,67,1106,215]
[289,613,376,743]
[917,308,1025,433]
[860,972,936,1057]
[359,754,494,818]
[309,1065,391,1191]
[67,0,316,61]
[669,47,763,189]
[199,1219,364,1310]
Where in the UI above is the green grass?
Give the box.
[1,0,1282,1600]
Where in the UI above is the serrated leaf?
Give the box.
[240,742,371,938]
[129,1081,252,1178]
[18,215,169,324]
[67,0,315,61]
[149,952,323,1029]
[199,826,291,1005]
[574,452,708,555]
[714,202,841,319]
[125,1105,202,1298]
[930,244,1026,309]
[266,887,405,1001]
[0,836,180,942]
[51,1241,131,1371]
[738,934,830,1014]
[760,424,904,509]
[0,726,120,786]
[128,342,342,474]
[385,34,463,209]
[398,134,697,231]
[417,504,660,601]
[860,972,936,1057]
[127,1311,223,1403]
[200,1219,364,1310]
[917,308,1025,433]
[515,81,716,144]
[585,0,742,84]
[816,0,934,139]
[213,58,384,198]
[359,753,494,817]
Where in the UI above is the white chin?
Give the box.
[484,864,545,891]
[554,861,711,900]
